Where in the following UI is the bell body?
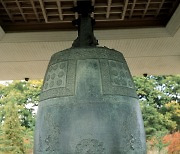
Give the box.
[34,47,146,154]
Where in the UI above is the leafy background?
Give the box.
[0,75,179,154]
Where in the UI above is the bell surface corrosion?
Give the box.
[34,1,146,153]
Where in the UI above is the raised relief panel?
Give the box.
[40,60,76,100]
[100,59,137,98]
[109,60,134,88]
[43,61,67,91]
[75,139,105,154]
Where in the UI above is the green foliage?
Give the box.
[162,101,180,131]
[0,102,25,153]
[0,80,41,153]
[0,80,42,129]
[23,129,34,153]
[133,75,180,139]
[142,106,161,136]
[158,76,180,102]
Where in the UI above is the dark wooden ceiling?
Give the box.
[0,0,179,32]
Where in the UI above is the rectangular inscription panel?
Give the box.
[100,59,137,98]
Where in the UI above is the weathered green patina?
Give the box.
[34,1,146,153]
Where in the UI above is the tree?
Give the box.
[141,104,176,139]
[133,75,180,139]
[0,80,42,129]
[0,80,42,153]
[161,101,180,131]
[0,102,25,153]
[133,75,173,108]
[157,75,180,102]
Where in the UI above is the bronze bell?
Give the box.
[34,1,146,153]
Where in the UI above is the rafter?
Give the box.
[30,0,40,22]
[129,0,136,18]
[91,0,95,18]
[0,0,178,31]
[155,0,165,17]
[39,0,48,23]
[56,0,63,20]
[0,0,14,22]
[142,0,151,18]
[73,0,78,19]
[92,0,95,6]
[15,0,27,22]
[106,0,112,19]
[122,0,129,20]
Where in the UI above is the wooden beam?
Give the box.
[129,0,136,18]
[106,0,112,19]
[1,0,14,22]
[155,0,165,17]
[92,0,95,6]
[15,0,27,22]
[142,0,151,18]
[56,0,63,20]
[39,0,48,23]
[73,0,78,19]
[2,19,165,32]
[91,0,95,18]
[122,0,129,20]
[30,0,40,22]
